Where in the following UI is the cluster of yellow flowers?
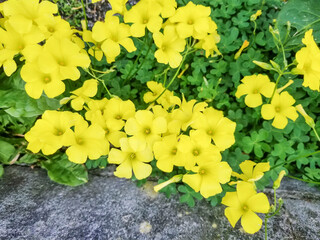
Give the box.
[1,0,287,235]
[88,0,220,67]
[235,30,320,129]
[0,0,91,100]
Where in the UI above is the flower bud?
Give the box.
[295,104,315,128]
[154,174,183,192]
[273,170,286,190]
[253,60,273,70]
[234,40,249,59]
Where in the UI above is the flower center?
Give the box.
[54,129,63,136]
[48,27,54,33]
[130,153,136,160]
[192,149,200,156]
[77,138,84,145]
[43,76,51,83]
[253,89,259,94]
[115,114,122,120]
[144,128,151,135]
[59,61,66,66]
[188,19,194,25]
[171,147,177,155]
[143,19,148,24]
[207,129,214,136]
[105,128,109,135]
[275,106,281,112]
[242,205,249,211]
[199,168,206,175]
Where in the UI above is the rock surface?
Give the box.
[0,166,319,240]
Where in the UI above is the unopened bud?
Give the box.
[296,104,315,128]
[253,60,273,70]
[273,170,286,190]
[234,40,249,60]
[154,174,183,192]
[277,80,294,93]
[250,10,262,21]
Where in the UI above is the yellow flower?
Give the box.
[109,0,128,15]
[261,91,298,129]
[177,130,221,170]
[85,98,109,122]
[250,10,262,21]
[125,110,167,148]
[235,74,276,108]
[124,1,162,37]
[221,181,270,234]
[37,37,90,80]
[153,25,186,68]
[169,2,212,39]
[69,79,98,111]
[146,0,177,18]
[293,29,320,91]
[195,31,221,58]
[2,0,57,34]
[143,81,179,109]
[39,16,73,40]
[25,111,79,155]
[108,137,153,179]
[191,107,236,151]
[21,61,65,99]
[0,22,44,76]
[183,160,232,198]
[170,96,207,131]
[92,12,136,63]
[104,97,136,129]
[153,134,185,172]
[231,160,270,183]
[64,116,109,164]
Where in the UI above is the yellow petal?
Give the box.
[132,160,152,180]
[182,173,201,192]
[247,193,270,213]
[244,93,262,108]
[241,210,263,234]
[114,159,132,179]
[237,181,256,205]
[221,192,241,208]
[261,104,275,120]
[225,207,243,228]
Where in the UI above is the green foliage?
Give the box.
[0,164,3,178]
[178,185,203,207]
[0,140,15,164]
[41,155,88,186]
[277,0,320,45]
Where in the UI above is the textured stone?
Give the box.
[0,166,319,240]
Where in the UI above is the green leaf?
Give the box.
[0,140,15,164]
[40,155,88,186]
[17,153,38,164]
[277,0,320,44]
[0,164,3,178]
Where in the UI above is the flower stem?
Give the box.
[81,0,88,28]
[124,34,151,84]
[287,175,320,185]
[312,127,320,142]
[267,70,283,103]
[84,69,113,98]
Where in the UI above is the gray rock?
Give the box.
[0,166,319,240]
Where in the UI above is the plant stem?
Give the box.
[264,217,268,240]
[267,70,283,103]
[124,34,151,84]
[85,69,113,98]
[287,175,320,185]
[81,0,88,28]
[312,127,320,142]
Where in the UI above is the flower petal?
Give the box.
[241,210,263,234]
